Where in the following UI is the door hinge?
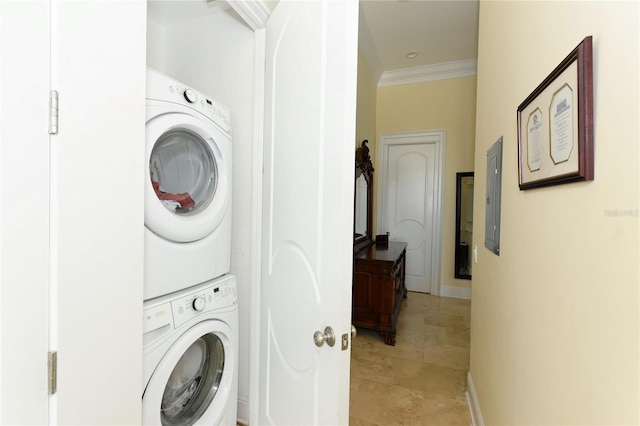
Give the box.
[49,90,59,135]
[48,351,57,395]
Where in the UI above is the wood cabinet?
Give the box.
[353,241,407,345]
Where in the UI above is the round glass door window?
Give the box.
[150,129,218,216]
[161,334,225,426]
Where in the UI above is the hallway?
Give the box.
[349,292,471,425]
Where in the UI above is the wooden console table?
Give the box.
[353,241,407,345]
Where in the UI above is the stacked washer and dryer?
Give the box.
[142,69,238,426]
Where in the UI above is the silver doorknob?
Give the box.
[313,326,336,347]
[351,324,357,339]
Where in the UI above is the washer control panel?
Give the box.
[170,280,237,329]
[143,302,173,335]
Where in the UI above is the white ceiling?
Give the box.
[360,0,479,71]
[147,0,480,83]
[359,0,479,82]
[147,0,232,26]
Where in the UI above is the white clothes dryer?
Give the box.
[143,274,238,426]
[145,68,232,300]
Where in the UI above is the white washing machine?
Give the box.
[145,68,232,300]
[143,274,238,426]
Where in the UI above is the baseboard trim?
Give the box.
[440,284,471,299]
[466,371,485,426]
[237,396,249,425]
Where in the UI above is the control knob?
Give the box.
[183,88,197,103]
[192,296,206,312]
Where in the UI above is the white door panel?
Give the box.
[0,1,50,422]
[52,1,145,423]
[389,144,435,293]
[379,132,445,294]
[396,152,429,222]
[259,0,358,424]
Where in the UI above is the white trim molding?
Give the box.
[227,0,271,30]
[236,396,250,425]
[248,27,266,426]
[378,58,477,87]
[466,371,485,426]
[440,284,472,300]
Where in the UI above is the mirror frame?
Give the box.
[455,172,474,280]
[354,140,374,253]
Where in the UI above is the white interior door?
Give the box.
[258,0,358,424]
[378,131,445,294]
[52,1,146,424]
[0,1,50,423]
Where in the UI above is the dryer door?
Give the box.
[145,111,231,243]
[143,320,236,426]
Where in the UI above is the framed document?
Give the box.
[517,36,594,190]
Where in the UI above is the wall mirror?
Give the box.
[354,140,374,253]
[455,172,474,279]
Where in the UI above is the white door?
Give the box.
[378,131,445,294]
[258,0,358,424]
[52,1,146,424]
[0,1,51,423]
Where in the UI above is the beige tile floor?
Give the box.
[349,292,471,426]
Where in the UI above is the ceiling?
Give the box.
[359,0,480,82]
[147,0,233,26]
[147,0,480,83]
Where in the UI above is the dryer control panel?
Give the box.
[146,68,232,136]
[170,281,237,329]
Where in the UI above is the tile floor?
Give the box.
[349,292,472,425]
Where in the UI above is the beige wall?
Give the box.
[376,77,477,290]
[471,1,639,424]
[354,51,377,242]
[356,51,378,149]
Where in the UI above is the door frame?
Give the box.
[377,130,445,296]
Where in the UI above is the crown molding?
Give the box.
[378,58,477,87]
[227,0,271,30]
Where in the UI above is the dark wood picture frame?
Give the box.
[517,36,594,190]
[354,140,374,253]
[454,172,474,280]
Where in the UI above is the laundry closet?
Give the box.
[0,1,358,424]
[147,2,360,424]
[146,1,258,422]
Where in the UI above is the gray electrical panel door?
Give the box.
[485,136,503,255]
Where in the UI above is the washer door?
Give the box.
[145,111,230,243]
[143,320,236,426]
